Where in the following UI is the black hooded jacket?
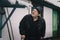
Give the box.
[19,14,46,37]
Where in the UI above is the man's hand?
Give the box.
[21,35,26,39]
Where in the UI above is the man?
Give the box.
[19,6,46,40]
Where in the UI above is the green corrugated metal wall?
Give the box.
[53,10,58,37]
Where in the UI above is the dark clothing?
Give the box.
[19,14,46,40]
[25,37,41,40]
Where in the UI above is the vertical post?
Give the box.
[0,15,2,38]
[27,1,32,14]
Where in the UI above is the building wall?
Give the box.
[0,6,53,40]
[10,8,28,40]
[43,6,52,38]
[0,0,31,40]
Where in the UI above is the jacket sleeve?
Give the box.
[19,16,27,35]
[41,18,46,37]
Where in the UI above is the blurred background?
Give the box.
[0,0,60,40]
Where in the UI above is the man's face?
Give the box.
[32,9,39,17]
